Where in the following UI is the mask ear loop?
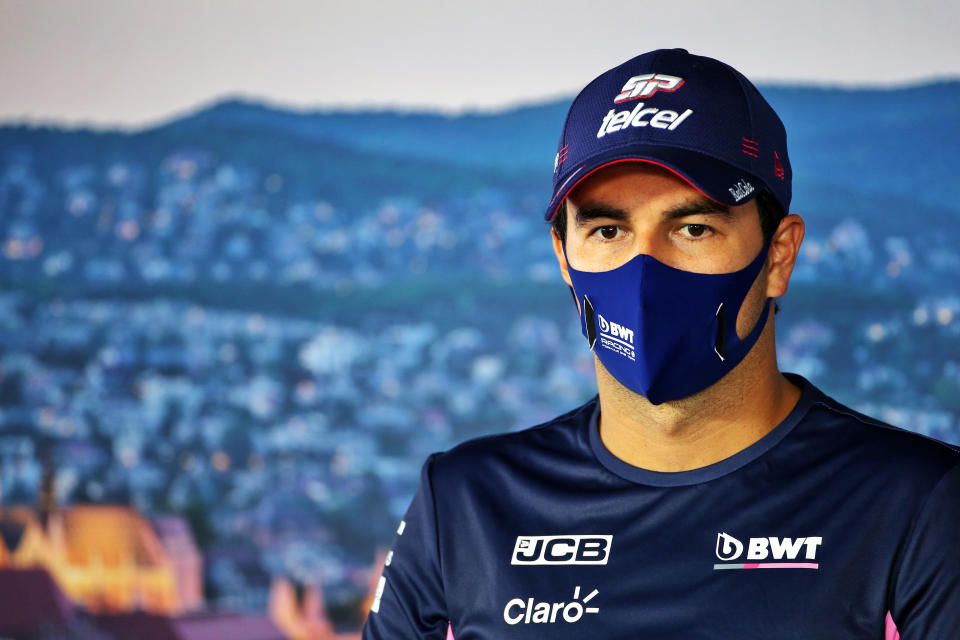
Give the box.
[718,238,775,361]
[714,303,727,361]
[713,297,773,362]
[583,296,597,350]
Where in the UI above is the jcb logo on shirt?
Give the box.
[512,535,612,565]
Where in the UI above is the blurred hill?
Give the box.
[156,81,960,211]
[4,80,959,222]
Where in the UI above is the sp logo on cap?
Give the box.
[614,73,684,103]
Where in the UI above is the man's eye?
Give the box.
[594,225,622,240]
[681,224,711,238]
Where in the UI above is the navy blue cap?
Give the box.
[545,48,791,221]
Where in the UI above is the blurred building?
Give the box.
[0,503,183,614]
[0,499,292,640]
[0,473,362,639]
[154,516,205,612]
[269,576,360,640]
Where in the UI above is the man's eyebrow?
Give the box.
[664,199,733,221]
[574,199,733,226]
[574,203,630,226]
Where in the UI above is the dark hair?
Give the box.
[755,189,787,243]
[550,188,786,245]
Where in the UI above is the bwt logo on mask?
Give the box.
[597,314,633,344]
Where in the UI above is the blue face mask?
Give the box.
[565,243,772,405]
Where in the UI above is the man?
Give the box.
[362,48,960,639]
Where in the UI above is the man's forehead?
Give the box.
[566,161,714,208]
[569,193,734,226]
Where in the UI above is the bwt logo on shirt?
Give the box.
[714,532,823,570]
[512,535,612,565]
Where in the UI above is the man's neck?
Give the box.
[595,324,802,473]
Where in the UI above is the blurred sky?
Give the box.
[1,0,958,128]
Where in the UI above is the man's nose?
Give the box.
[628,228,664,263]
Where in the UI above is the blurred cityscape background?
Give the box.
[0,80,959,638]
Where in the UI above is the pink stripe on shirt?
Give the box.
[885,611,900,640]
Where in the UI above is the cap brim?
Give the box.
[543,145,760,222]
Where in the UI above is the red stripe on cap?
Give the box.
[546,158,727,222]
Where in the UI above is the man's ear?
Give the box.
[551,227,574,288]
[765,213,805,299]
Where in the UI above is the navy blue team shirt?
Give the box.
[363,375,960,638]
